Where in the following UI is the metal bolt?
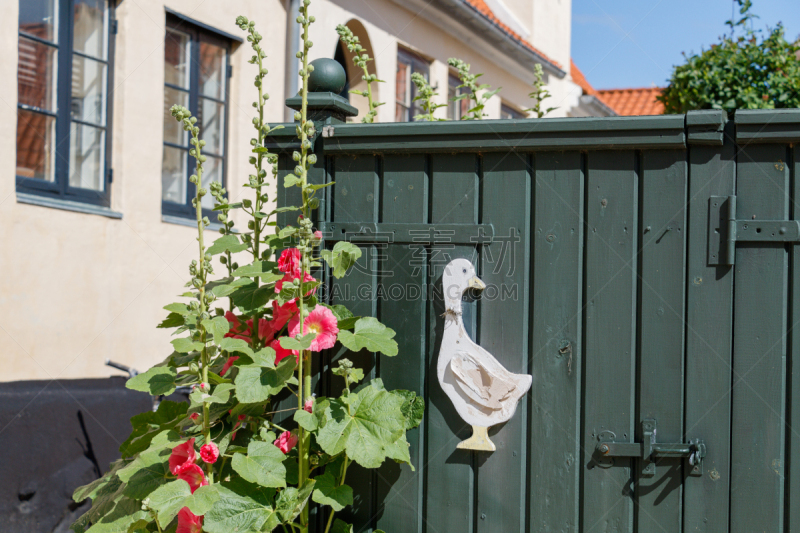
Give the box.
[780,227,787,235]
[546,233,556,242]
[599,444,610,454]
[600,198,608,207]
[481,514,486,520]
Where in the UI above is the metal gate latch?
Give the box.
[595,419,706,477]
[708,195,800,265]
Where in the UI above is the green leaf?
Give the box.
[294,409,318,431]
[171,337,203,353]
[187,484,220,516]
[316,382,406,468]
[82,497,148,533]
[279,226,298,238]
[157,311,185,329]
[202,316,230,344]
[393,389,425,430]
[219,337,254,357]
[191,383,235,407]
[125,366,177,396]
[235,357,296,403]
[330,519,354,533]
[275,480,315,523]
[232,261,279,279]
[72,459,126,503]
[279,333,316,351]
[147,479,192,525]
[284,174,301,188]
[119,401,188,458]
[230,281,274,311]
[204,484,281,533]
[207,276,252,298]
[320,241,363,278]
[207,234,248,255]
[231,441,287,488]
[337,317,398,356]
[164,303,191,315]
[312,472,353,511]
[120,455,170,499]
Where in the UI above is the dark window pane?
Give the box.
[201,156,222,209]
[199,41,226,100]
[18,36,57,111]
[69,121,105,190]
[501,104,525,119]
[73,0,107,59]
[16,109,56,181]
[199,97,225,156]
[162,145,187,203]
[19,0,58,43]
[165,28,190,88]
[164,87,189,145]
[71,55,106,125]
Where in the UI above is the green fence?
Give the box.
[269,95,800,533]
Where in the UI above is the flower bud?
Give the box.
[243,199,252,208]
[248,220,255,230]
[198,188,207,196]
[199,382,210,392]
[308,154,317,165]
[220,255,227,265]
[232,263,239,270]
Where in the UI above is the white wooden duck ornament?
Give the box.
[437,258,532,452]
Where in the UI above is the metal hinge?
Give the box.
[317,222,495,246]
[708,195,800,265]
[227,64,233,78]
[111,19,118,34]
[596,419,706,477]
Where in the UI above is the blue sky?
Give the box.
[571,0,800,90]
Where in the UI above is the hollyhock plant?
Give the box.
[200,442,219,464]
[274,430,299,454]
[177,507,203,533]
[177,463,208,493]
[289,306,339,352]
[74,8,419,533]
[169,438,196,475]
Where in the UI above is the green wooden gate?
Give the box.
[270,96,800,532]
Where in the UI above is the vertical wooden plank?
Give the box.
[582,150,637,533]
[425,153,478,533]
[375,154,428,533]
[636,150,687,531]
[730,143,789,532]
[475,152,530,533]
[682,127,735,533]
[790,144,800,533]
[529,151,583,532]
[329,154,379,531]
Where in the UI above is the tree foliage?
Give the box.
[658,0,800,114]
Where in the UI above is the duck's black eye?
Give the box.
[462,268,467,274]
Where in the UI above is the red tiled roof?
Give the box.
[464,0,563,70]
[596,87,665,116]
[570,59,596,96]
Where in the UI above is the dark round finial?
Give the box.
[308,58,347,93]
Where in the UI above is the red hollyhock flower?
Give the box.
[270,338,297,364]
[221,355,239,376]
[169,438,196,475]
[224,311,252,342]
[288,306,339,352]
[177,463,208,493]
[189,413,200,422]
[274,430,299,454]
[275,271,316,295]
[278,248,301,276]
[271,300,298,331]
[200,442,219,464]
[176,507,203,533]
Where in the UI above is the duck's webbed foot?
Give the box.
[456,426,495,452]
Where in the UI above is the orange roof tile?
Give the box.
[463,0,562,70]
[570,59,596,96]
[596,87,665,116]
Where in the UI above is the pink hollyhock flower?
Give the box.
[278,248,301,276]
[169,438,196,475]
[274,430,298,454]
[271,300,298,331]
[224,311,252,342]
[314,230,323,240]
[289,306,339,352]
[270,338,297,364]
[177,463,208,493]
[200,442,219,464]
[177,507,203,533]
[304,396,314,413]
[221,356,239,376]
